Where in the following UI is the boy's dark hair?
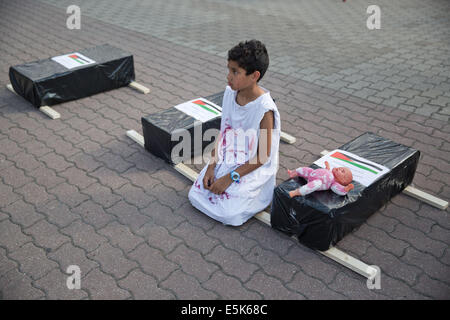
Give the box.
[228,40,269,82]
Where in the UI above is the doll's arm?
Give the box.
[289,180,323,198]
[330,182,354,196]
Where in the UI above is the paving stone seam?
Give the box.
[351,229,450,287]
[236,222,357,298]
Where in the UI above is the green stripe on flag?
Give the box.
[335,158,378,174]
[193,102,218,115]
[69,57,84,64]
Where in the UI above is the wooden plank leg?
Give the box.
[403,186,448,210]
[126,129,145,148]
[280,131,296,144]
[128,81,150,94]
[174,162,199,182]
[6,84,61,120]
[126,129,378,280]
[319,247,378,279]
[320,149,448,210]
[39,106,60,119]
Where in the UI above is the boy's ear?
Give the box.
[252,70,261,82]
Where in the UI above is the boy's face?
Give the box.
[227,60,258,91]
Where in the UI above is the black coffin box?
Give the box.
[141,92,224,164]
[270,132,420,251]
[9,44,135,108]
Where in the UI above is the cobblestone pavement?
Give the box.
[0,0,449,300]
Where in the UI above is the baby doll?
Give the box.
[288,161,354,197]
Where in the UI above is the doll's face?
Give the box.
[332,167,353,186]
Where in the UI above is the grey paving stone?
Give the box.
[98,221,145,253]
[382,204,435,234]
[206,223,258,256]
[28,165,65,189]
[140,201,186,230]
[245,246,298,283]
[72,200,115,230]
[287,271,347,300]
[0,166,33,188]
[160,269,218,300]
[0,219,32,252]
[403,247,450,285]
[48,242,100,276]
[81,183,122,209]
[115,183,155,209]
[82,268,131,300]
[118,269,175,299]
[106,200,151,232]
[205,245,259,282]
[9,242,58,280]
[34,268,89,300]
[24,219,70,251]
[168,244,219,283]
[328,272,386,300]
[16,182,55,207]
[38,153,73,173]
[0,268,46,300]
[48,182,89,208]
[413,274,450,300]
[128,243,178,281]
[136,222,182,254]
[61,220,108,253]
[172,221,220,255]
[90,167,129,190]
[87,242,138,279]
[36,199,78,228]
[59,166,96,190]
[363,246,422,287]
[203,270,262,300]
[245,271,306,300]
[4,200,45,228]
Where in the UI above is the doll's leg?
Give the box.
[289,180,322,197]
[289,167,314,179]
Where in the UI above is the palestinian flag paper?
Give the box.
[174,98,222,123]
[314,149,390,187]
[51,52,96,69]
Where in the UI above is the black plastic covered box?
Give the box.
[142,92,224,164]
[9,44,135,108]
[270,132,420,251]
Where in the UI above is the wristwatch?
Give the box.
[230,170,240,183]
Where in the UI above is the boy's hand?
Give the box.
[209,175,233,195]
[203,167,215,190]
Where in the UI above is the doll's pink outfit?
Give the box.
[293,167,350,196]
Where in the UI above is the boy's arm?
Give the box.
[208,110,274,195]
[203,133,220,190]
[234,110,274,178]
[206,143,217,170]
